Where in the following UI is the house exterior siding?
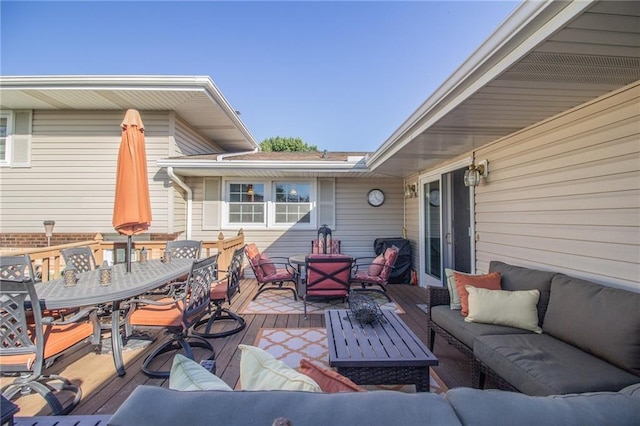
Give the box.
[473,82,639,291]
[0,110,173,236]
[407,81,639,292]
[188,177,404,276]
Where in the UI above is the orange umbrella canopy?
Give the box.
[112,109,152,236]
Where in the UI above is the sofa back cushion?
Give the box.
[489,261,555,325]
[543,274,640,376]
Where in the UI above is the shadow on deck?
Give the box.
[3,280,476,417]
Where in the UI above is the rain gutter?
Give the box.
[167,166,193,240]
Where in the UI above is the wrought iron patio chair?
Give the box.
[125,254,216,378]
[245,243,298,301]
[0,255,101,415]
[311,239,341,255]
[194,247,246,338]
[303,254,353,317]
[165,240,203,259]
[349,246,399,302]
[61,247,98,273]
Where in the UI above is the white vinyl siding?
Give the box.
[0,110,172,234]
[173,114,221,156]
[189,177,404,277]
[472,82,640,291]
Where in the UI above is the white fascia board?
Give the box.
[157,159,369,172]
[366,0,595,170]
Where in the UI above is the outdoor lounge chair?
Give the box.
[245,243,298,301]
[125,255,217,378]
[0,255,101,415]
[194,247,246,338]
[349,245,399,302]
[303,254,352,317]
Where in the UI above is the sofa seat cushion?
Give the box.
[446,387,640,426]
[107,385,462,426]
[474,334,640,396]
[489,261,555,324]
[543,274,640,376]
[431,305,533,348]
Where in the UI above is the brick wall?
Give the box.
[0,232,183,250]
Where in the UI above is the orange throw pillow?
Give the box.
[454,271,501,316]
[299,359,366,393]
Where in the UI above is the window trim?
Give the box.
[221,178,317,230]
[0,111,13,166]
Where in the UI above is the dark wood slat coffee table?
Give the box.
[325,309,438,392]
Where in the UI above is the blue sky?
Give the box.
[1,1,519,152]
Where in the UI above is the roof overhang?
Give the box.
[368,0,640,177]
[158,154,392,178]
[0,75,260,152]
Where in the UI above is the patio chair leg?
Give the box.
[193,308,246,338]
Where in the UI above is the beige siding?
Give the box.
[0,110,172,235]
[173,115,221,156]
[189,177,404,276]
[472,82,639,291]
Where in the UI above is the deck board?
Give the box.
[3,280,482,418]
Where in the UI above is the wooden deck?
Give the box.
[4,281,478,418]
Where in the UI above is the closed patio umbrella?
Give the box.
[112,109,152,272]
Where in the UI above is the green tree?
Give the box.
[260,136,318,152]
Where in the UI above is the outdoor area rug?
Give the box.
[254,328,447,394]
[240,291,405,315]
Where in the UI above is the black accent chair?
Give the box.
[194,247,246,338]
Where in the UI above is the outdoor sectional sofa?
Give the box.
[427,261,640,396]
[22,382,635,426]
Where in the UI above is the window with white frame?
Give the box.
[228,182,265,224]
[221,179,323,229]
[0,113,10,164]
[273,182,311,224]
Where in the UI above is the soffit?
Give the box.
[370,0,640,178]
[0,76,257,152]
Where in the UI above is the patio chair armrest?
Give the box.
[427,285,450,309]
[44,306,98,325]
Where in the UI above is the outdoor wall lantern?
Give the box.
[246,184,255,196]
[43,220,55,246]
[404,183,417,199]
[464,160,489,187]
[317,224,332,255]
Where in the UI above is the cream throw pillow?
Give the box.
[238,344,321,392]
[169,354,233,391]
[445,268,484,310]
[464,286,542,333]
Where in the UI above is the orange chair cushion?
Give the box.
[129,298,184,327]
[0,321,94,370]
[210,281,229,301]
[367,255,385,277]
[258,254,277,276]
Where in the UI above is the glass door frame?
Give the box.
[417,157,475,288]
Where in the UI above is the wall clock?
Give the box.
[429,189,440,207]
[367,188,385,207]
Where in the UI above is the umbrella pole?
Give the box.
[126,235,132,273]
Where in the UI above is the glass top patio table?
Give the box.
[34,258,194,376]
